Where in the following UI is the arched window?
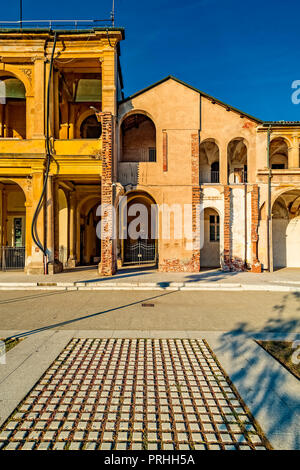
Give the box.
[199,139,220,183]
[121,114,156,162]
[0,76,26,139]
[228,138,247,183]
[80,115,102,139]
[270,138,288,169]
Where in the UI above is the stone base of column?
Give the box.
[67,257,77,268]
[98,261,116,277]
[48,260,63,274]
[250,260,262,273]
[117,258,123,270]
[159,255,200,272]
[25,262,46,275]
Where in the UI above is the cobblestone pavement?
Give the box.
[0,338,271,450]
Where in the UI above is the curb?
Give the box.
[0,282,300,292]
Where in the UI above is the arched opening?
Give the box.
[270,137,289,169]
[228,138,247,183]
[122,192,158,266]
[0,180,26,270]
[200,207,220,268]
[80,115,102,139]
[121,113,156,162]
[58,189,68,267]
[272,189,300,268]
[199,139,220,183]
[0,76,26,139]
[79,199,101,265]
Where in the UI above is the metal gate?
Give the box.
[0,246,25,271]
[124,239,156,265]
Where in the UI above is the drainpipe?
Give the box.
[267,125,273,272]
[31,32,57,274]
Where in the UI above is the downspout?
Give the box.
[267,125,272,272]
[244,181,247,269]
[31,31,57,274]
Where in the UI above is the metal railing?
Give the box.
[0,19,114,30]
[124,240,156,265]
[199,171,220,184]
[231,170,247,184]
[0,246,25,271]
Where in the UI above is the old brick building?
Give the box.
[0,25,299,275]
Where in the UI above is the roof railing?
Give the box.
[0,19,114,30]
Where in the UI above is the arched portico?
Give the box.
[0,179,26,270]
[199,139,220,183]
[272,188,300,268]
[228,138,248,183]
[0,75,26,139]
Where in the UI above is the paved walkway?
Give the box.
[0,330,299,450]
[1,267,300,292]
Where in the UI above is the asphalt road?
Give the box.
[0,289,299,335]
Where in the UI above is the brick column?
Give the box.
[250,184,262,272]
[191,133,200,271]
[223,185,231,270]
[98,112,116,276]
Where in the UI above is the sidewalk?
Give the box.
[0,329,299,450]
[1,266,300,292]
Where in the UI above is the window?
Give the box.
[211,161,219,183]
[80,115,102,139]
[209,215,220,242]
[74,79,102,103]
[14,218,23,247]
[272,164,285,170]
[149,147,156,162]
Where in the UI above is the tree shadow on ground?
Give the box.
[185,269,239,283]
[215,291,300,449]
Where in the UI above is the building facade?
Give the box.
[0,28,299,274]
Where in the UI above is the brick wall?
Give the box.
[99,112,116,276]
[158,134,200,273]
[250,184,262,273]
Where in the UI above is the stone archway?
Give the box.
[121,191,158,266]
[0,179,26,270]
[272,189,300,268]
[200,207,221,268]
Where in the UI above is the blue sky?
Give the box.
[3,0,300,120]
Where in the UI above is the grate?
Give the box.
[0,338,272,451]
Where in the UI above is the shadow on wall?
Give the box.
[215,291,300,449]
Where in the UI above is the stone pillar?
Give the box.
[47,177,63,274]
[101,52,117,115]
[67,191,77,268]
[98,111,116,276]
[219,142,228,185]
[33,57,45,138]
[288,136,299,168]
[223,185,231,270]
[25,171,45,274]
[45,61,55,138]
[250,184,262,272]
